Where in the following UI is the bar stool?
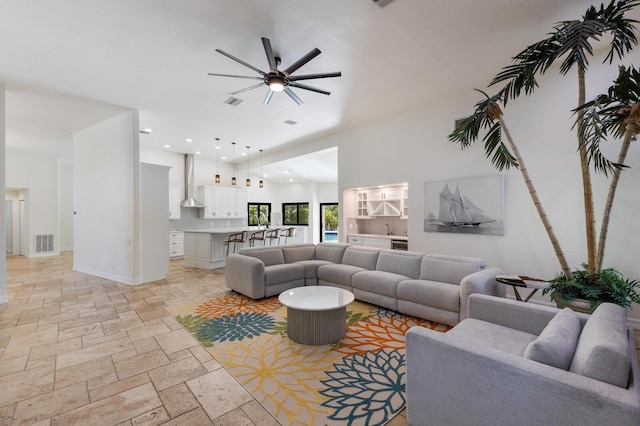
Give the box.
[281,227,295,245]
[265,229,281,245]
[225,231,247,256]
[249,230,266,247]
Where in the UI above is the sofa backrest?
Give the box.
[315,242,349,263]
[569,302,631,388]
[282,244,316,263]
[342,246,380,270]
[239,247,284,266]
[425,254,487,269]
[376,250,423,279]
[419,255,485,284]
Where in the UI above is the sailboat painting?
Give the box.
[424,175,504,235]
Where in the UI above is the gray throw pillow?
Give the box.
[524,307,580,370]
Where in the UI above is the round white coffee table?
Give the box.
[278,286,355,345]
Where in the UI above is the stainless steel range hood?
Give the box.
[180,154,206,208]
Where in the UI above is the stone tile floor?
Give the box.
[0,253,410,426]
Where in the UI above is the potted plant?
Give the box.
[448,0,640,310]
[543,264,640,312]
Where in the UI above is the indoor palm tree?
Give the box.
[449,0,638,282]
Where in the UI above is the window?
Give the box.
[248,203,271,226]
[283,203,309,225]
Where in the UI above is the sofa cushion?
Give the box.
[419,257,483,285]
[376,251,423,279]
[315,242,349,263]
[398,280,460,313]
[352,270,407,298]
[569,302,631,388]
[282,244,316,263]
[240,247,284,266]
[524,307,580,370]
[317,264,367,287]
[264,264,305,286]
[342,246,380,270]
[447,318,537,356]
[294,260,334,280]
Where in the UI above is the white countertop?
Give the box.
[348,233,408,241]
[183,226,296,234]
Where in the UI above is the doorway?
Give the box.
[319,203,339,242]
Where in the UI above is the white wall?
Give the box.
[59,160,73,251]
[328,61,640,320]
[6,147,60,256]
[0,85,6,303]
[73,110,138,284]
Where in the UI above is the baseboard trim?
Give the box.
[72,265,138,286]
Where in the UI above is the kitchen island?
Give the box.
[182,227,304,269]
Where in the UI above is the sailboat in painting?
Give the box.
[427,184,496,227]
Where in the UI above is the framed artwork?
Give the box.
[423,174,505,235]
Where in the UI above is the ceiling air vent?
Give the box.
[372,0,394,7]
[224,96,243,106]
[283,120,298,125]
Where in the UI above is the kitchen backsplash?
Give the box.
[354,217,408,236]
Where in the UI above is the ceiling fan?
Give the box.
[208,37,341,105]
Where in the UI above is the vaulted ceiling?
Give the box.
[0,0,615,182]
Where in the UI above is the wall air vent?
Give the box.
[224,96,243,106]
[283,120,298,125]
[372,0,394,7]
[35,234,54,253]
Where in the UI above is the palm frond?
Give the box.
[575,65,640,174]
[482,122,518,171]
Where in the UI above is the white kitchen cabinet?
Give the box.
[199,186,247,219]
[362,237,391,249]
[347,235,363,245]
[355,190,369,219]
[368,186,402,202]
[184,232,235,269]
[169,231,184,258]
[402,186,409,219]
[169,184,181,220]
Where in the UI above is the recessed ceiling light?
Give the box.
[163,144,170,148]
[140,128,152,134]
[241,152,247,156]
[186,138,192,142]
[289,178,294,182]
[222,156,227,160]
[195,151,201,154]
[284,170,289,174]
[263,174,268,178]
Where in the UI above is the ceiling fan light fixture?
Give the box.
[269,81,285,92]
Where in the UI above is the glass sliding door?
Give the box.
[320,203,339,242]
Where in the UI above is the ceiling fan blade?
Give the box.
[263,89,274,105]
[230,83,266,95]
[283,87,303,105]
[288,82,330,96]
[261,37,278,71]
[207,73,263,80]
[215,48,266,76]
[283,48,321,76]
[288,72,342,82]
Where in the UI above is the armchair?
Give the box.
[405,294,640,426]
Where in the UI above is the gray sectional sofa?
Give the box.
[224,242,504,326]
[406,294,640,425]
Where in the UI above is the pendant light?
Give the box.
[245,146,251,187]
[215,138,221,184]
[231,142,237,186]
[259,149,264,188]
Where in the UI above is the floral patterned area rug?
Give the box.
[169,292,450,426]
